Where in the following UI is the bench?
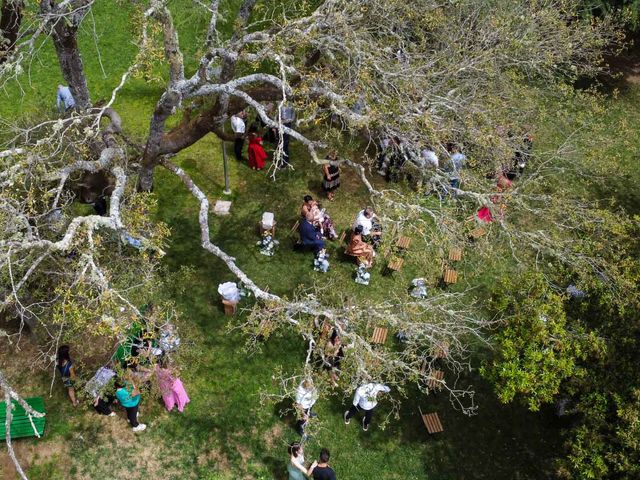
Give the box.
[469,227,486,240]
[370,327,389,345]
[386,257,404,274]
[448,247,463,262]
[427,370,445,391]
[443,268,458,285]
[0,396,46,440]
[431,342,450,359]
[395,236,411,251]
[420,410,444,434]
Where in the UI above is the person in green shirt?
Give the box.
[115,377,146,432]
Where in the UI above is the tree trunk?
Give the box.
[41,0,92,110]
[0,0,22,63]
[137,164,155,192]
[50,20,90,110]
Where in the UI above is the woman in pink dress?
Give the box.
[155,364,190,412]
[247,126,268,170]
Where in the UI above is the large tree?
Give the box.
[0,0,636,478]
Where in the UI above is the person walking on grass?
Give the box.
[231,110,247,161]
[309,447,336,480]
[344,382,390,431]
[115,376,147,432]
[56,345,79,407]
[295,378,319,436]
[287,442,310,480]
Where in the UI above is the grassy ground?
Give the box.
[2,1,639,479]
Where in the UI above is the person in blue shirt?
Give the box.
[115,377,147,432]
[446,143,467,190]
[299,218,325,254]
[56,84,75,113]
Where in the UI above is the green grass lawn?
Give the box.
[2,2,640,479]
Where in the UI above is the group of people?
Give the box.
[298,195,338,254]
[289,375,390,479]
[297,195,383,270]
[56,317,190,433]
[230,104,296,170]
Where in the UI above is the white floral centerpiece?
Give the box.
[257,231,279,256]
[313,250,330,272]
[354,264,371,285]
[410,278,428,298]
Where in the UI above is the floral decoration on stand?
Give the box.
[354,264,371,285]
[313,249,330,273]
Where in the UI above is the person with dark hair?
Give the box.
[115,375,147,432]
[287,442,309,480]
[247,124,268,170]
[344,382,390,432]
[322,152,341,201]
[309,448,336,480]
[346,225,375,267]
[301,195,337,240]
[56,345,79,406]
[323,330,344,386]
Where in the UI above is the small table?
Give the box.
[422,412,444,434]
[371,327,389,344]
[448,247,463,261]
[443,268,458,285]
[387,257,404,274]
[395,236,411,250]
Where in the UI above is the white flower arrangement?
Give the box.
[355,264,371,285]
[257,232,279,256]
[410,278,428,298]
[313,250,330,273]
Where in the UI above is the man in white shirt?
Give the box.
[295,379,318,435]
[353,207,382,249]
[343,382,390,431]
[230,110,246,161]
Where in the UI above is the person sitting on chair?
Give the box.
[346,225,375,267]
[353,206,382,249]
[301,195,337,240]
[299,218,325,254]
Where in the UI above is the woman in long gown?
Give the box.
[247,130,267,170]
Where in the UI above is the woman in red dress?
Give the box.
[247,126,268,170]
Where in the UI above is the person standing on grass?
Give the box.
[56,345,79,407]
[287,442,310,480]
[56,84,75,114]
[279,103,296,166]
[309,448,337,480]
[247,124,268,170]
[295,378,318,436]
[322,152,341,201]
[344,382,390,431]
[231,110,247,161]
[115,376,147,432]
